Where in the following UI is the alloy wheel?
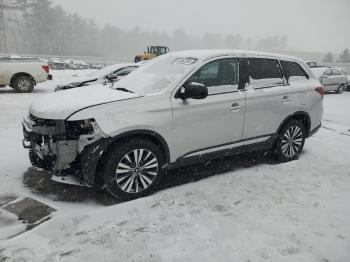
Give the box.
[281,126,303,158]
[115,149,159,193]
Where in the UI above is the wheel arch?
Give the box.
[108,129,170,163]
[93,129,171,186]
[277,111,311,137]
[10,72,36,87]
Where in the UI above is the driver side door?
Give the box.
[170,58,246,161]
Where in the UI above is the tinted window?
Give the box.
[281,61,308,82]
[187,58,239,94]
[248,58,283,87]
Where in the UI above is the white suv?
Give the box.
[22,50,324,199]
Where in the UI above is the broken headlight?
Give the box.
[65,119,108,140]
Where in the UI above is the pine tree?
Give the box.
[337,49,350,63]
[322,52,333,63]
[0,0,27,52]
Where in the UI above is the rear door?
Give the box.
[242,57,299,139]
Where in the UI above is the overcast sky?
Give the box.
[52,0,349,53]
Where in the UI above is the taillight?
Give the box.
[315,86,326,97]
[42,65,49,74]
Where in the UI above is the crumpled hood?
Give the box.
[30,84,141,120]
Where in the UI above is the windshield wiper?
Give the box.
[115,87,135,93]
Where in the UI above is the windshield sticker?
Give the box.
[173,57,198,65]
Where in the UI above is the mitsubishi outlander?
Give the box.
[22,50,324,199]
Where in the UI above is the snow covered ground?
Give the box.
[0,71,349,261]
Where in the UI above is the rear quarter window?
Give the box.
[281,61,309,83]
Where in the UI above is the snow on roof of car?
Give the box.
[167,49,304,63]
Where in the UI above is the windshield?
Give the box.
[113,55,198,95]
[88,64,125,79]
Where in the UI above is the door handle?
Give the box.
[229,103,243,111]
[280,96,292,102]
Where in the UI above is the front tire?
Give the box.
[12,75,34,93]
[102,138,165,200]
[274,120,306,162]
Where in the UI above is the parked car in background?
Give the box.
[336,68,350,91]
[89,63,104,69]
[307,61,318,68]
[72,60,89,70]
[55,63,139,91]
[311,67,348,93]
[0,56,52,93]
[48,59,66,70]
[23,50,323,199]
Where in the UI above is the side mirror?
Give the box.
[177,82,208,100]
[106,74,119,81]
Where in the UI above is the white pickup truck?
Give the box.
[0,57,52,93]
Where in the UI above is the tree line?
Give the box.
[323,49,350,63]
[0,0,292,59]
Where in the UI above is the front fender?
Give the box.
[68,93,175,161]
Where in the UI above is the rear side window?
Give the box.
[332,69,341,75]
[248,58,284,88]
[281,61,308,83]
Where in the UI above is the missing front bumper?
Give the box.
[22,115,112,187]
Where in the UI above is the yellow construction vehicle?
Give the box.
[134,46,169,63]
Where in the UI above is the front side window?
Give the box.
[187,58,239,94]
[281,61,308,83]
[248,58,284,88]
[324,69,332,76]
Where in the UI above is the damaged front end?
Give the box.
[22,114,111,187]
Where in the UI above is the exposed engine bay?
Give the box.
[22,113,108,176]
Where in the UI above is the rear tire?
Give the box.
[12,75,34,93]
[102,138,165,200]
[337,84,345,94]
[274,120,306,162]
[337,84,344,94]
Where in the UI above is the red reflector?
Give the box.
[315,86,326,97]
[42,65,49,74]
